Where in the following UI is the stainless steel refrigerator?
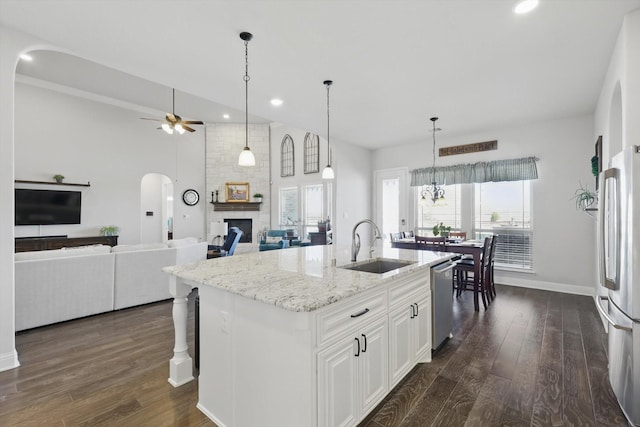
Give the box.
[596,145,640,426]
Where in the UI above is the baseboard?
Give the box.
[495,275,596,297]
[0,349,20,373]
[196,403,227,427]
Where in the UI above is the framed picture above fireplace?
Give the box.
[225,182,250,203]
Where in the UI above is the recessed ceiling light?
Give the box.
[223,114,230,119]
[514,0,538,14]
[270,98,283,106]
[19,53,33,61]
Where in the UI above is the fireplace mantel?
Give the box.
[211,202,261,212]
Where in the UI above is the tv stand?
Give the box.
[15,235,119,252]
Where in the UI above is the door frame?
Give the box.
[373,167,410,244]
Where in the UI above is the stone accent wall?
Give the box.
[205,123,271,250]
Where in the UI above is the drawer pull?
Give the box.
[350,308,370,318]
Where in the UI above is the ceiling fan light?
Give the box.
[175,124,185,134]
[238,146,256,166]
[322,165,335,180]
[161,123,173,134]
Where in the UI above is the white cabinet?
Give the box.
[318,316,388,427]
[389,290,431,388]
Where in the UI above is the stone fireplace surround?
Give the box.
[205,123,271,250]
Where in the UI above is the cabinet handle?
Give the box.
[410,304,415,319]
[361,334,367,353]
[350,308,370,318]
[354,337,360,357]
[415,302,419,317]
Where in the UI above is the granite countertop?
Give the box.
[163,245,454,313]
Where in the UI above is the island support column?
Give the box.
[168,276,195,387]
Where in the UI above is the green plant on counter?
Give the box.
[53,174,64,183]
[253,193,263,198]
[432,222,451,237]
[100,225,120,236]
[572,182,597,210]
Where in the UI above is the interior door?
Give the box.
[374,168,408,246]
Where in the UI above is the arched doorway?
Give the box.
[140,173,173,243]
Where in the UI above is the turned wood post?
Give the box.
[168,276,194,387]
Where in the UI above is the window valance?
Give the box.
[410,156,539,186]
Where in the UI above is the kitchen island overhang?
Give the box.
[164,245,455,427]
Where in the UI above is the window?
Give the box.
[415,184,461,235]
[303,133,319,174]
[302,184,323,237]
[280,134,294,177]
[474,181,532,269]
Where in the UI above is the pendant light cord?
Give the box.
[244,38,250,149]
[326,82,331,164]
[432,118,437,182]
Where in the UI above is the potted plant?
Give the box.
[100,225,120,236]
[253,193,263,203]
[53,174,64,183]
[432,222,451,237]
[572,182,597,210]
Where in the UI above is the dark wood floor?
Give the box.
[361,285,629,427]
[0,285,628,426]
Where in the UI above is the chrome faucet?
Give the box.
[351,219,383,261]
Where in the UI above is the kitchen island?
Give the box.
[164,244,454,427]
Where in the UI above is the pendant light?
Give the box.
[421,117,445,203]
[321,80,335,180]
[238,31,256,166]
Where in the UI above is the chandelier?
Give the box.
[421,117,445,203]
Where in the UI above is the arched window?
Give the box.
[304,133,319,174]
[281,134,294,177]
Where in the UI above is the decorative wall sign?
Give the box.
[439,140,498,157]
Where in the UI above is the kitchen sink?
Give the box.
[339,258,416,274]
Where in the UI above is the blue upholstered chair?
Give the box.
[259,230,290,251]
[208,227,243,257]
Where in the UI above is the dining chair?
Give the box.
[449,231,467,241]
[415,235,446,251]
[389,232,403,242]
[486,234,498,299]
[452,236,492,309]
[402,230,415,239]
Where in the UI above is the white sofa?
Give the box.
[15,237,207,331]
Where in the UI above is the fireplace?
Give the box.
[224,218,252,243]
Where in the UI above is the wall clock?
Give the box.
[182,189,199,206]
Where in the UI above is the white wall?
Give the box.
[334,140,373,247]
[374,114,597,295]
[14,81,206,244]
[0,24,43,372]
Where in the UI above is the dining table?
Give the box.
[391,238,486,311]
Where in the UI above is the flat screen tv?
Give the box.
[15,189,82,225]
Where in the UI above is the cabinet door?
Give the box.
[318,338,358,427]
[388,305,413,388]
[358,317,389,418]
[413,292,432,362]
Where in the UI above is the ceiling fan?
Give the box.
[141,88,203,134]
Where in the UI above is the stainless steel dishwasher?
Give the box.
[431,259,455,353]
